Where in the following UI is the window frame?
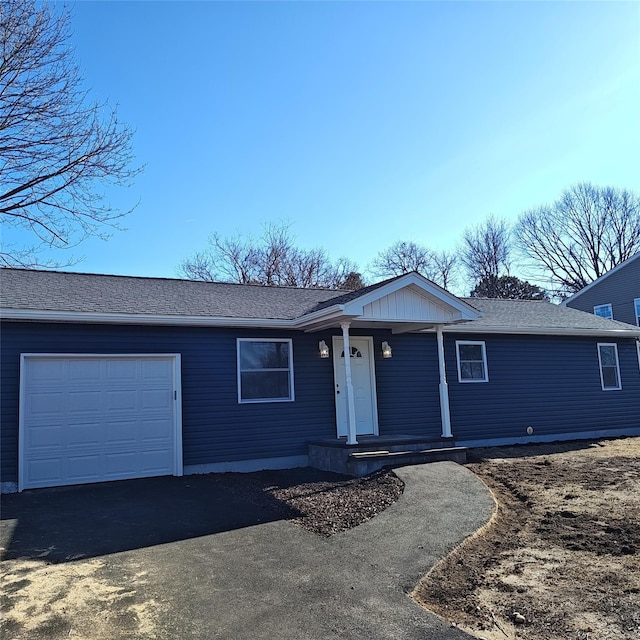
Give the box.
[237,338,295,404]
[597,342,622,391]
[593,303,613,320]
[455,340,489,383]
[634,298,640,327]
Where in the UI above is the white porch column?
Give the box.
[341,321,358,445]
[436,325,453,438]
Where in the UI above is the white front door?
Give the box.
[332,337,378,437]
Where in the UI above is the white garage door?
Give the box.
[20,355,182,490]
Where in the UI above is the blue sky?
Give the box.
[15,1,640,287]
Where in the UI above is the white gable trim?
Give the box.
[341,272,480,320]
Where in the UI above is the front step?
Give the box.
[308,437,467,476]
[347,446,467,477]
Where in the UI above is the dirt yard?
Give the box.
[414,437,640,640]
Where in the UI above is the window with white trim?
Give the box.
[593,303,613,319]
[237,339,294,403]
[456,341,488,383]
[635,299,640,326]
[597,343,622,391]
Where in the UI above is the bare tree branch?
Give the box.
[370,240,459,289]
[179,222,363,290]
[515,183,640,296]
[460,215,511,284]
[0,0,141,266]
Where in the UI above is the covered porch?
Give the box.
[293,272,482,474]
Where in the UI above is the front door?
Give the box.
[332,337,378,437]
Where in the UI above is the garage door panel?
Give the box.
[106,360,137,380]
[140,449,174,472]
[26,458,63,485]
[29,360,66,382]
[68,390,102,413]
[106,389,137,411]
[141,359,173,379]
[67,454,102,481]
[67,422,103,446]
[103,420,138,444]
[27,424,64,448]
[27,391,65,415]
[141,389,172,410]
[69,359,101,381]
[21,355,180,490]
[141,418,173,441]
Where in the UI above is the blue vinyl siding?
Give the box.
[447,333,640,441]
[2,322,638,485]
[365,331,442,439]
[0,322,339,483]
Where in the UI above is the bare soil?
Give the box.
[413,437,640,640]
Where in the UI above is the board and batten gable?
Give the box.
[445,332,640,445]
[564,254,640,326]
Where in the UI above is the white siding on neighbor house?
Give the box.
[362,287,459,322]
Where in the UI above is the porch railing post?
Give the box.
[436,325,453,438]
[341,321,358,445]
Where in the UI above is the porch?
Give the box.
[308,435,467,477]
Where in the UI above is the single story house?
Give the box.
[562,252,640,327]
[1,268,639,492]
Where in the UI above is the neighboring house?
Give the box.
[562,252,640,326]
[1,268,639,493]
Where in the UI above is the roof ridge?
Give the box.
[0,267,352,294]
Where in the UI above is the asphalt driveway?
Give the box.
[1,462,495,639]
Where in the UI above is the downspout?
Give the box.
[436,325,453,438]
[341,321,358,445]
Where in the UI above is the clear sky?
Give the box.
[19,0,640,286]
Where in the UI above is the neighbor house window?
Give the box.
[456,341,488,383]
[594,304,613,319]
[597,343,622,391]
[635,299,640,326]
[237,339,294,403]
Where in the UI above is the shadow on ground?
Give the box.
[1,471,310,563]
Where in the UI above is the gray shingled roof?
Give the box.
[0,269,343,319]
[1,268,638,335]
[460,297,639,333]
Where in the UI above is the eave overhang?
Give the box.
[422,324,640,338]
[0,309,294,328]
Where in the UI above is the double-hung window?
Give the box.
[635,299,640,326]
[237,339,294,403]
[456,341,488,383]
[593,303,613,319]
[597,343,622,391]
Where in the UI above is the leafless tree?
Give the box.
[0,0,140,267]
[179,222,363,289]
[460,215,511,285]
[515,183,640,296]
[371,240,458,289]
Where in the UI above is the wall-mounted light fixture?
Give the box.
[382,341,392,358]
[319,340,330,358]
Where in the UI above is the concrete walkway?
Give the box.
[1,462,495,639]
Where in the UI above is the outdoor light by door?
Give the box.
[319,340,330,358]
[381,341,392,358]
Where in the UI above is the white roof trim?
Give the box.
[423,324,640,338]
[0,308,294,328]
[561,252,640,305]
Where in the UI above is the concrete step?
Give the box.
[346,446,467,477]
